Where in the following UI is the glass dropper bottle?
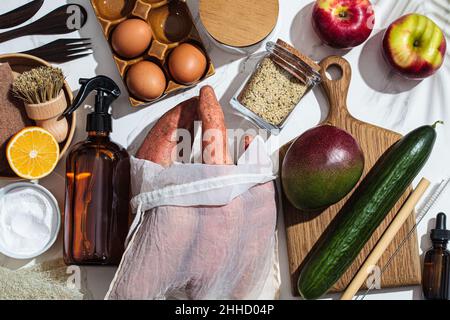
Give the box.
[422,212,450,300]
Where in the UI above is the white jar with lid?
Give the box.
[0,182,60,260]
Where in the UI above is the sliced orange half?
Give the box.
[7,127,60,180]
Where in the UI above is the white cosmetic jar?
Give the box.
[0,182,61,260]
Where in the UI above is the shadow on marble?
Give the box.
[289,2,351,62]
[83,265,117,299]
[420,216,436,289]
[358,29,422,94]
[420,217,435,253]
[312,84,334,123]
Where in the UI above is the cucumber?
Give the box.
[298,123,439,300]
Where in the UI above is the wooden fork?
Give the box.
[20,38,92,63]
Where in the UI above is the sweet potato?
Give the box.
[183,86,234,299]
[244,135,254,151]
[137,97,198,167]
[198,86,232,165]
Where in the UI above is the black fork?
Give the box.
[20,38,92,63]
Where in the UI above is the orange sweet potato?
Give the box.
[198,85,232,165]
[137,97,198,167]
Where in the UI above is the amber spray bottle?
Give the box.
[422,212,450,300]
[62,76,131,265]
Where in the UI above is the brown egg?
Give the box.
[126,61,166,101]
[168,43,207,84]
[112,19,152,59]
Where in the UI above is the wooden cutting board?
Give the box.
[282,56,421,296]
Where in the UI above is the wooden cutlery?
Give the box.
[20,38,92,63]
[0,4,87,44]
[0,0,44,29]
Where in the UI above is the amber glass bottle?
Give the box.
[422,213,450,300]
[64,132,130,265]
[63,76,131,265]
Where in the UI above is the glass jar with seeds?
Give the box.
[231,39,321,133]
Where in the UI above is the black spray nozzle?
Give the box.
[431,212,450,243]
[62,76,121,133]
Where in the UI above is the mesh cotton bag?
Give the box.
[106,138,280,300]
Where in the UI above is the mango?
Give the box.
[282,125,364,211]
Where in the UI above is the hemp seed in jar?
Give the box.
[231,39,321,133]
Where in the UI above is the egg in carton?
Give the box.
[90,0,215,107]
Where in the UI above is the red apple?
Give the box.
[312,0,375,49]
[382,14,447,80]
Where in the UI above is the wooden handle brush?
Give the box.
[12,66,68,143]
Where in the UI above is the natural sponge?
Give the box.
[0,63,32,176]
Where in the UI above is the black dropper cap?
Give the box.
[431,213,450,243]
[62,76,121,133]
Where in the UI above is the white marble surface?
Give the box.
[0,0,449,300]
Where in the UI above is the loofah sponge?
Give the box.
[0,260,85,300]
[0,63,33,176]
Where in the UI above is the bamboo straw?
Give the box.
[340,178,431,300]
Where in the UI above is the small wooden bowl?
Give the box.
[0,53,76,180]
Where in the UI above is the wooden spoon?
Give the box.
[0,4,88,44]
[0,0,44,29]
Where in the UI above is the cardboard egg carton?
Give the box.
[90,0,215,107]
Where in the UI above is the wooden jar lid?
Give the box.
[199,0,279,48]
